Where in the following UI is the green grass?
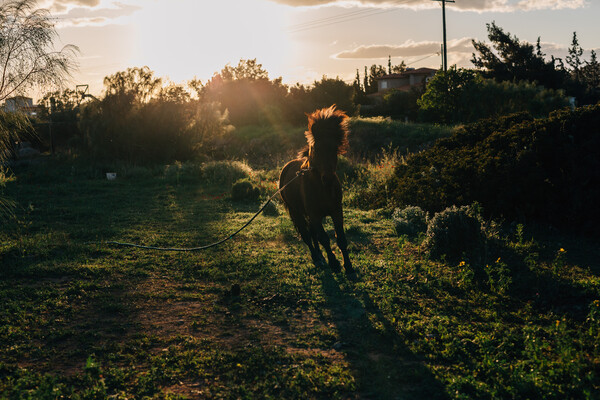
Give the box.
[1,157,599,399]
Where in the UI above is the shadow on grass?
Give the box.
[318,271,449,400]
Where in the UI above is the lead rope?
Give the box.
[92,168,311,252]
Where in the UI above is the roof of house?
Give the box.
[376,67,438,80]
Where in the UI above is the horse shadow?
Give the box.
[317,270,449,399]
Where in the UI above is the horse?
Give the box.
[278,105,354,274]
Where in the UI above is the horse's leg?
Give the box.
[291,212,326,268]
[332,208,354,274]
[311,219,341,273]
[307,218,328,268]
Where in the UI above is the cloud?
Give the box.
[334,37,474,59]
[269,0,587,12]
[52,2,142,27]
[39,0,102,13]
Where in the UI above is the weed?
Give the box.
[392,205,428,238]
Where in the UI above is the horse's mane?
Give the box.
[302,105,349,156]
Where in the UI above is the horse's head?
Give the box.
[303,105,349,185]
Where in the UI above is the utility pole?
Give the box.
[433,0,454,72]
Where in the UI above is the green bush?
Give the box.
[392,206,428,238]
[231,179,260,202]
[202,160,253,186]
[348,117,451,160]
[261,200,279,217]
[424,205,483,261]
[79,95,232,164]
[418,67,570,124]
[383,105,600,233]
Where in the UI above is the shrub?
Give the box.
[384,105,600,233]
[424,205,483,261]
[392,206,428,238]
[79,95,232,164]
[418,67,569,124]
[202,160,253,185]
[163,161,203,182]
[348,117,452,160]
[261,200,279,217]
[231,179,260,202]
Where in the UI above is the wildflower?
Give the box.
[555,320,560,328]
[559,248,566,253]
[459,261,466,267]
[496,257,501,263]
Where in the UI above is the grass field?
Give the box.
[1,157,599,399]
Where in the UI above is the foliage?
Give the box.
[203,59,289,126]
[78,69,232,164]
[35,89,82,151]
[381,87,422,121]
[417,67,480,124]
[308,77,356,115]
[384,105,600,233]
[423,205,483,261]
[566,32,584,81]
[231,178,260,202]
[0,0,78,101]
[200,160,253,185]
[0,111,33,220]
[3,157,599,399]
[418,66,569,124]
[348,117,452,159]
[103,66,162,103]
[392,205,428,238]
[471,22,566,90]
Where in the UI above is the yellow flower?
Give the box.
[555,320,560,328]
[496,257,501,263]
[459,261,466,267]
[559,248,566,253]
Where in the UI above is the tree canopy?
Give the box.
[471,22,566,90]
[0,0,78,101]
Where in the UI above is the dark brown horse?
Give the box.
[279,105,354,274]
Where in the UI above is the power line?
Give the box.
[287,8,380,30]
[287,0,419,34]
[288,8,398,33]
[406,53,439,66]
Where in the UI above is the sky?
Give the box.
[34,0,600,97]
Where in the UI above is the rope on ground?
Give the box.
[91,168,310,252]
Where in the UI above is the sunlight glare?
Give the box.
[133,0,291,84]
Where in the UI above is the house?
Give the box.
[2,96,40,117]
[375,67,437,94]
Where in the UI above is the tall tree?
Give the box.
[471,22,566,90]
[0,0,77,220]
[0,0,78,102]
[391,60,407,74]
[365,64,386,94]
[103,66,162,103]
[582,50,600,89]
[566,32,584,81]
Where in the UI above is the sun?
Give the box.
[131,0,291,84]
